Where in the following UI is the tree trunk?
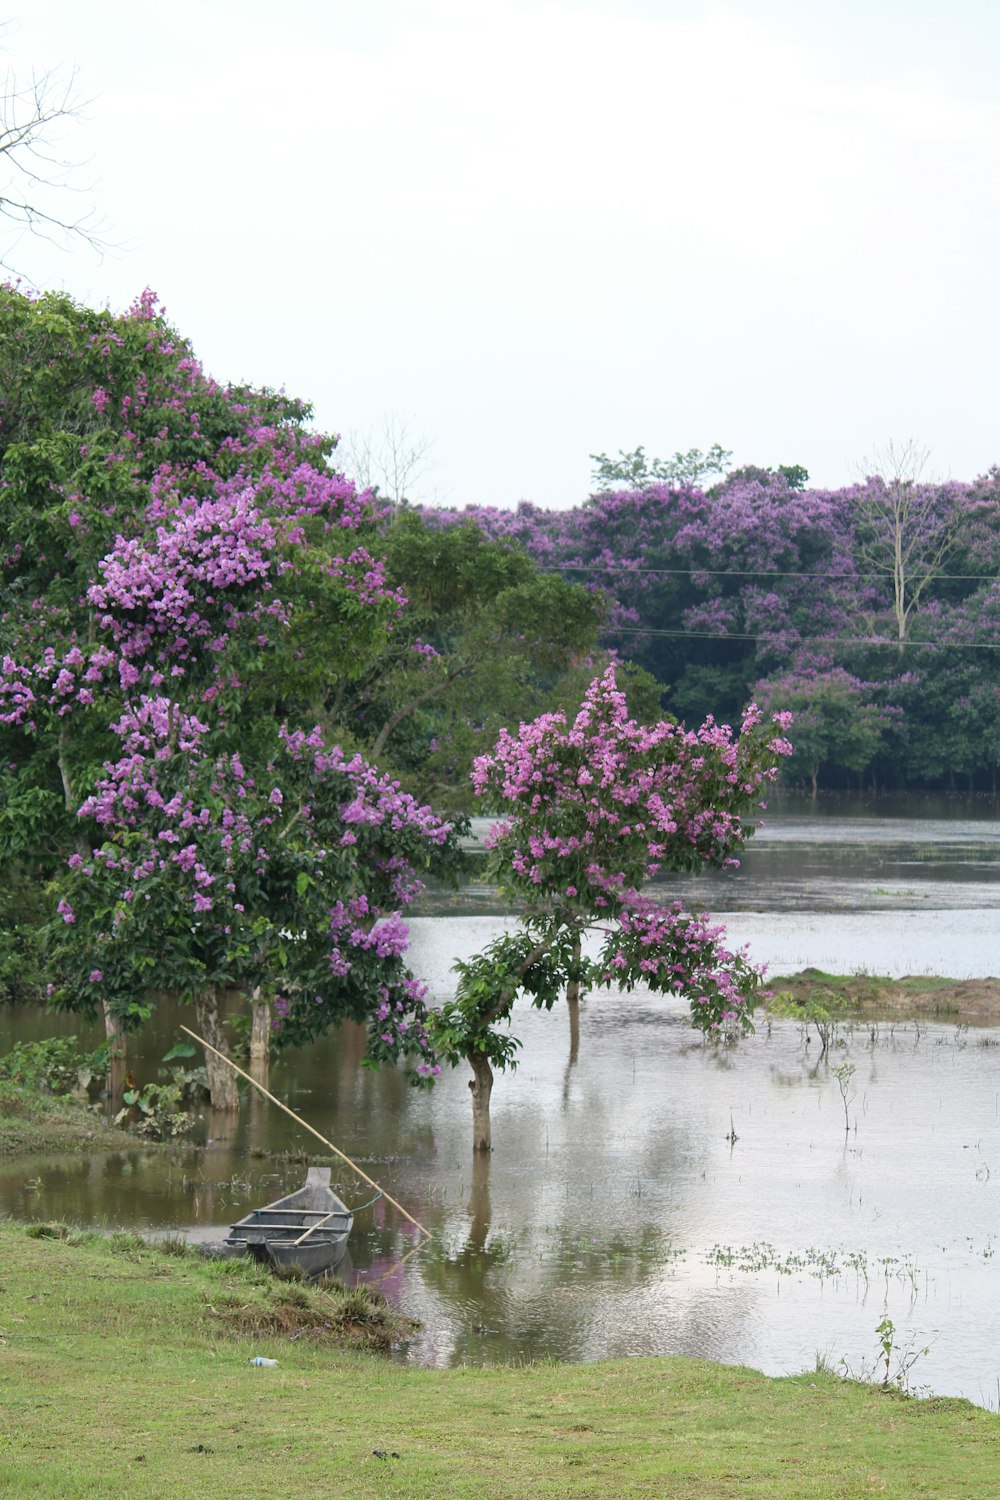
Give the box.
[249,991,271,1084]
[468,1151,491,1251]
[566,935,582,1065]
[567,992,580,1065]
[103,1002,126,1107]
[246,1087,269,1156]
[467,1050,494,1153]
[195,990,239,1110]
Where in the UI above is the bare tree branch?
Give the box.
[0,54,107,273]
[339,411,438,508]
[851,441,969,648]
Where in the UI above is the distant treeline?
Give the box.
[420,462,1000,793]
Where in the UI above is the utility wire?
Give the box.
[539,564,1000,583]
[607,626,1000,649]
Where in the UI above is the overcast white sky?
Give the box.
[5,0,1000,506]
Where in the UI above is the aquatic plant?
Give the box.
[833,1061,857,1133]
[841,1315,933,1396]
[0,1035,105,1095]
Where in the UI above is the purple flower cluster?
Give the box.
[472,666,791,1037]
[0,285,455,1080]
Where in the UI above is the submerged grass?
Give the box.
[1,1221,999,1498]
[704,1241,928,1292]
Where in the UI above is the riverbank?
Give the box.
[0,1080,138,1155]
[2,1223,997,1499]
[775,969,1000,1025]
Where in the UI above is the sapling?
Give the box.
[431,666,792,1150]
[839,1315,932,1395]
[833,1062,856,1133]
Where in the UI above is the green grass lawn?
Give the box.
[0,1223,997,1499]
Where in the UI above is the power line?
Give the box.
[540,563,1000,583]
[607,627,1000,649]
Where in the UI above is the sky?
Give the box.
[4,0,1000,508]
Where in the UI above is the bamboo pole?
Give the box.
[180,1024,431,1239]
[292,1208,346,1246]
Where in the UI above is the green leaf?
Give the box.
[161,1042,196,1062]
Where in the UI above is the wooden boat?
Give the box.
[225,1166,353,1277]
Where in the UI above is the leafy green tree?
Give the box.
[754,669,886,794]
[46,709,454,1108]
[340,513,607,810]
[0,286,456,1099]
[589,443,732,490]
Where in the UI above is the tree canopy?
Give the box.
[431,666,791,1149]
[0,285,606,1099]
[420,461,1000,792]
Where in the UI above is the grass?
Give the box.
[15,1220,416,1352]
[0,1080,138,1156]
[0,1223,998,1498]
[772,969,1000,1024]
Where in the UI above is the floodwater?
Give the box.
[3,796,1000,1405]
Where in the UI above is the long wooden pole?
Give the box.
[292,1209,344,1247]
[180,1025,430,1239]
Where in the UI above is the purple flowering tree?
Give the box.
[47,703,453,1107]
[418,456,1000,792]
[431,667,792,1151]
[0,285,458,1100]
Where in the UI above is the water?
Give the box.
[450,795,1000,981]
[3,798,1000,1404]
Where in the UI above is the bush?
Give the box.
[0,1036,106,1095]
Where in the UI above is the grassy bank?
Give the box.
[0,1080,138,1156]
[1,1224,998,1498]
[772,969,1000,1025]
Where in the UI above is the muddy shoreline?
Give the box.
[774,969,1000,1026]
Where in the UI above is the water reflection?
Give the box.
[3,1000,999,1402]
[1,802,1000,1404]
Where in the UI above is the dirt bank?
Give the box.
[773,969,1000,1026]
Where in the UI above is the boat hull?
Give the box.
[223,1167,354,1277]
[264,1234,350,1277]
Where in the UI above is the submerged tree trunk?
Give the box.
[567,992,580,1066]
[468,1150,491,1250]
[566,935,582,1065]
[195,989,239,1110]
[249,990,271,1084]
[467,1050,494,1153]
[103,1002,126,1107]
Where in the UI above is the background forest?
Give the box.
[422,449,1000,796]
[2,287,996,1067]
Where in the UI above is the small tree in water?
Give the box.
[431,667,792,1151]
